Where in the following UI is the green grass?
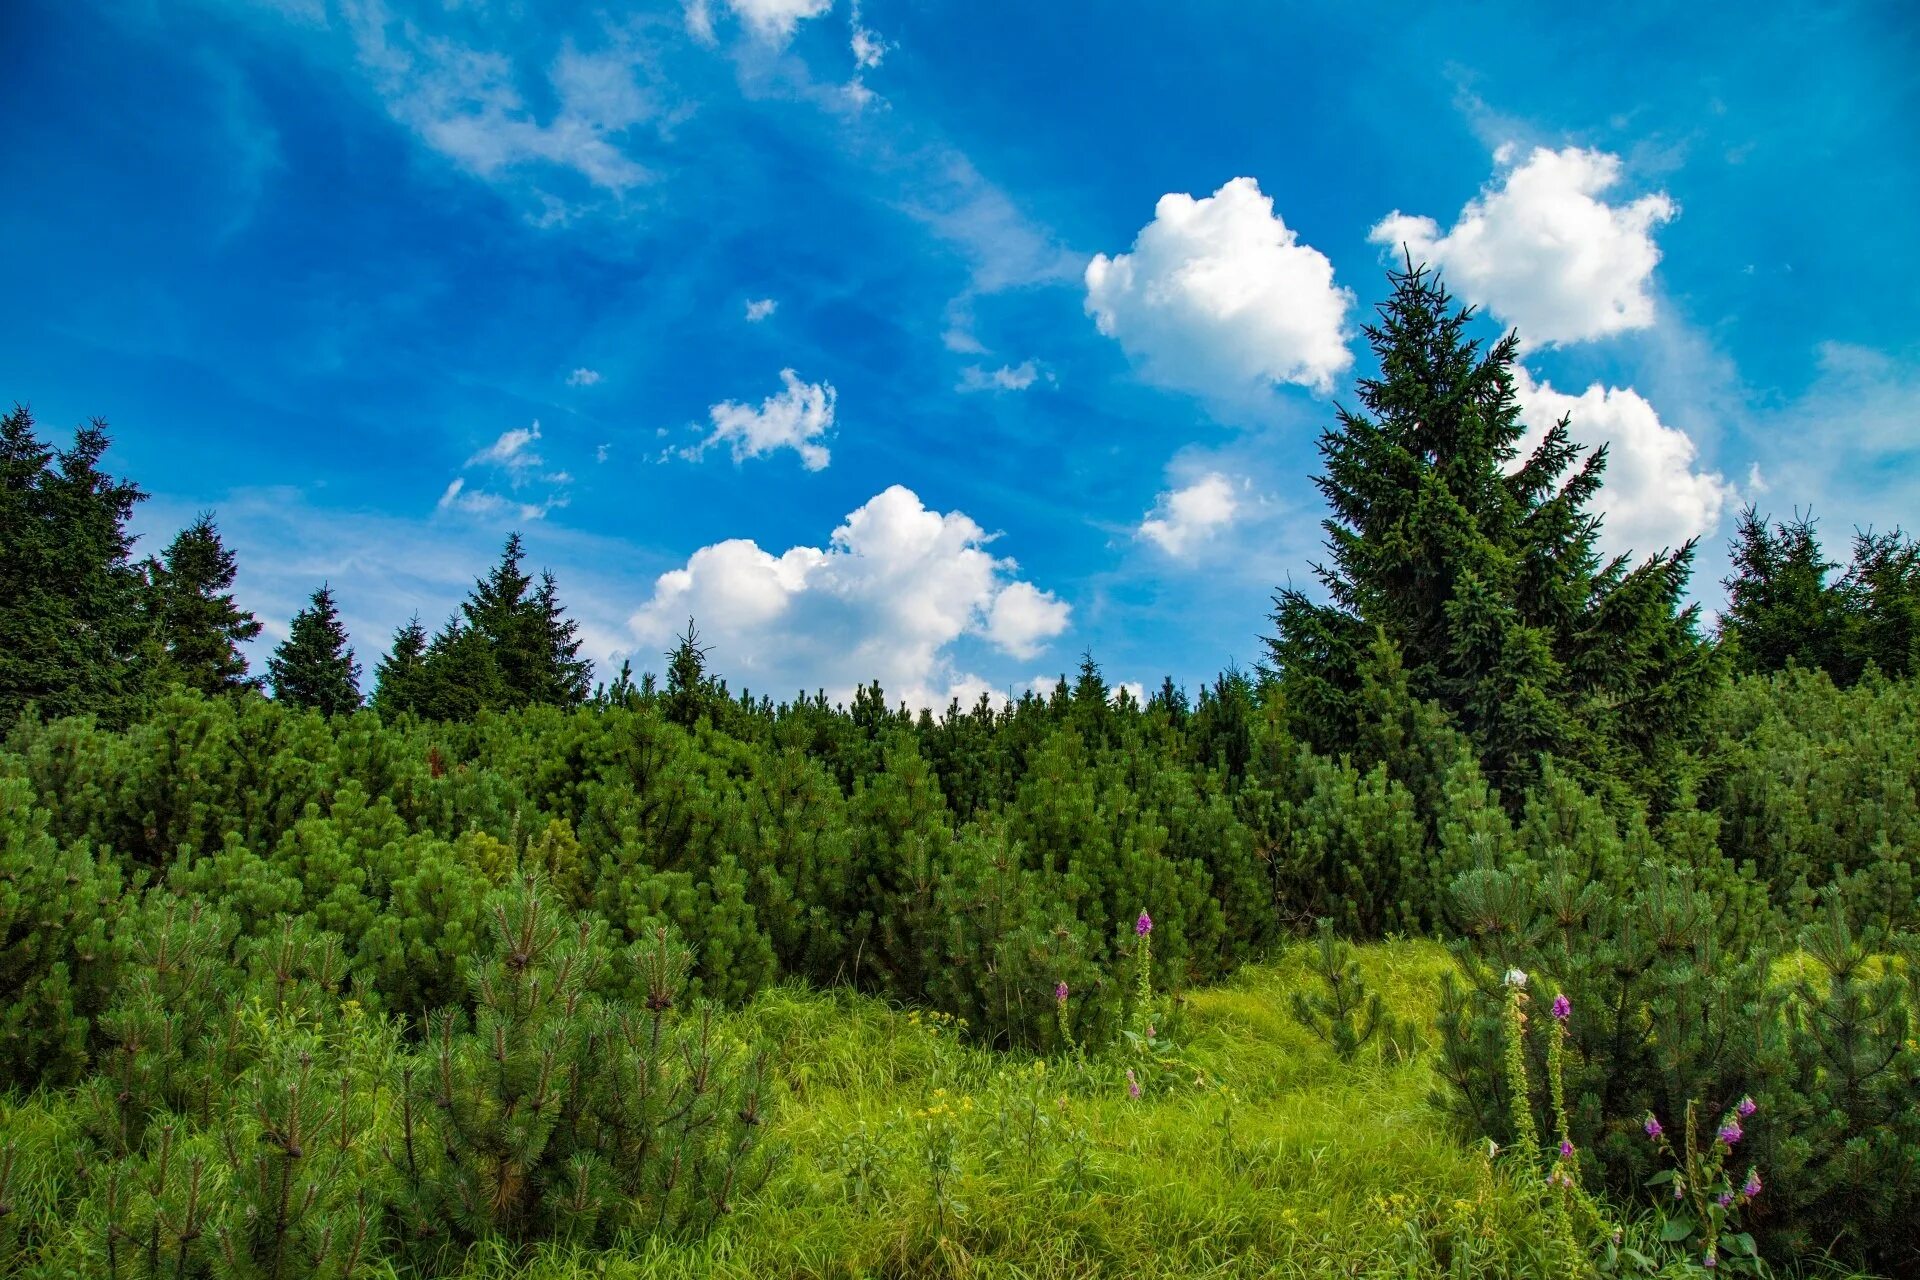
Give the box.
[437,942,1640,1278]
[11,940,1813,1278]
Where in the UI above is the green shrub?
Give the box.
[394,875,777,1249]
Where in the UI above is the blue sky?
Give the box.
[4,0,1916,706]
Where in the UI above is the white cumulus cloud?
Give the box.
[1085,177,1354,400]
[629,484,1069,708]
[744,297,778,322]
[1371,146,1676,348]
[566,367,602,386]
[1511,367,1737,560]
[693,369,836,470]
[1138,472,1242,557]
[984,581,1071,660]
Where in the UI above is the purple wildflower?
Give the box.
[1126,1068,1141,1100]
[1551,993,1571,1022]
[1718,1192,1733,1208]
[1718,1120,1743,1146]
[1644,1115,1663,1140]
[1055,980,1069,1005]
[1559,1139,1573,1158]
[1135,910,1153,937]
[1703,1252,1717,1269]
[1743,1170,1762,1199]
[1675,1182,1684,1200]
[1736,1095,1757,1118]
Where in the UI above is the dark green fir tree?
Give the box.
[415,615,505,721]
[1718,506,1852,680]
[0,405,152,726]
[143,513,261,695]
[534,568,592,706]
[1841,526,1920,679]
[463,532,541,705]
[664,616,712,728]
[267,583,362,714]
[370,613,430,718]
[1266,262,1714,801]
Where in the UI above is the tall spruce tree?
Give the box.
[416,615,505,721]
[1266,263,1713,801]
[0,405,151,726]
[267,584,362,714]
[534,569,592,706]
[370,613,430,718]
[143,513,261,695]
[1841,526,1920,679]
[1720,507,1920,685]
[463,532,542,705]
[1718,506,1851,679]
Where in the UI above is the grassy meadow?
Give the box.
[411,945,1688,1279]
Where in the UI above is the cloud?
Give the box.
[1138,472,1242,557]
[442,419,572,519]
[629,484,1069,707]
[906,152,1083,294]
[567,368,602,388]
[956,361,1043,393]
[849,1,887,68]
[1371,146,1676,348]
[1754,343,1920,534]
[465,421,544,475]
[1511,367,1737,560]
[1085,177,1354,400]
[984,581,1071,660]
[850,23,886,68]
[693,368,836,469]
[683,0,717,44]
[341,3,661,196]
[744,297,778,322]
[702,0,835,45]
[435,477,566,523]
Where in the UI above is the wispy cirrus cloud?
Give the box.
[334,0,675,204]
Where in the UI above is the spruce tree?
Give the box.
[534,568,592,706]
[1266,263,1713,800]
[415,616,505,721]
[0,405,151,726]
[1837,526,1919,680]
[142,513,260,695]
[370,613,430,717]
[664,617,712,729]
[1718,506,1852,679]
[462,532,541,705]
[267,584,362,714]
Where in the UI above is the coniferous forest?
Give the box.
[4,268,1918,1278]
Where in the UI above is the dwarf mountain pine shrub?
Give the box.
[392,874,777,1250]
[1288,917,1417,1064]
